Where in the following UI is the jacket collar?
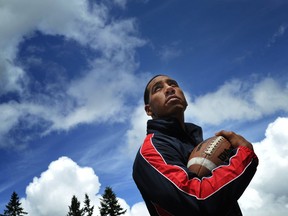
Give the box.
[147,118,203,145]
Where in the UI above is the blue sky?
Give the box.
[1,0,288,215]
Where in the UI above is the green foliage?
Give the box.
[83,194,94,216]
[67,194,94,216]
[99,186,126,216]
[1,191,27,216]
[67,195,84,216]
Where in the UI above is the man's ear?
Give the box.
[145,104,153,117]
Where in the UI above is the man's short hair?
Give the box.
[144,75,164,105]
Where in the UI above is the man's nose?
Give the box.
[165,85,175,96]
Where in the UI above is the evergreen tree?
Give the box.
[83,194,94,216]
[67,195,84,216]
[1,191,27,216]
[99,187,126,216]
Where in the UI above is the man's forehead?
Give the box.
[147,75,171,89]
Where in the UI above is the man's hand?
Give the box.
[215,130,254,151]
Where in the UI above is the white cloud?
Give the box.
[0,0,146,146]
[239,117,288,215]
[125,101,150,157]
[22,156,101,216]
[20,156,149,216]
[0,102,27,148]
[0,60,26,95]
[252,78,288,114]
[128,202,150,216]
[185,77,288,125]
[116,198,150,216]
[0,103,21,136]
[0,0,89,94]
[59,59,142,130]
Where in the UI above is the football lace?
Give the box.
[204,136,224,155]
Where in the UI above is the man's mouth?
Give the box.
[166,95,180,104]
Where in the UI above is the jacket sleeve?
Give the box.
[133,133,258,215]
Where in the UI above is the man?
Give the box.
[133,75,258,215]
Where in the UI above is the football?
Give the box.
[187,136,233,178]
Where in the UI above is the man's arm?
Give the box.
[133,133,258,215]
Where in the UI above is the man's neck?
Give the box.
[178,116,185,130]
[167,113,185,130]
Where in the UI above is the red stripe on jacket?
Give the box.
[140,133,257,200]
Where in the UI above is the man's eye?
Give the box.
[153,85,162,92]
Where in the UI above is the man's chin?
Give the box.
[161,106,185,118]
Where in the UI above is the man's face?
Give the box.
[145,75,187,119]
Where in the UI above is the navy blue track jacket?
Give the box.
[133,118,258,216]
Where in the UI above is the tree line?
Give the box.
[1,186,126,216]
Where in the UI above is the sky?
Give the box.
[0,0,288,215]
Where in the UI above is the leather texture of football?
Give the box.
[187,136,233,178]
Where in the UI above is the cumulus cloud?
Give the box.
[0,0,146,147]
[22,157,101,216]
[185,77,288,125]
[20,156,149,216]
[129,202,150,216]
[239,117,288,215]
[115,199,149,216]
